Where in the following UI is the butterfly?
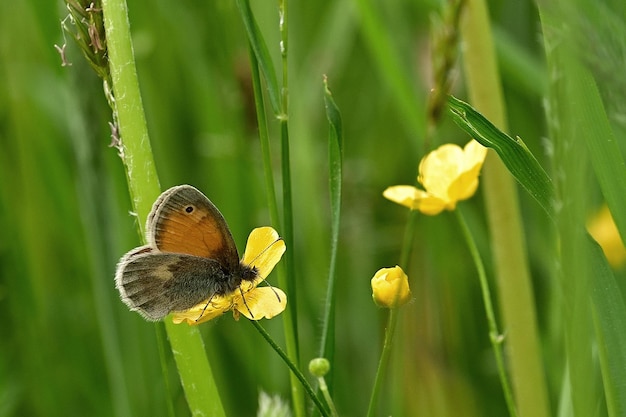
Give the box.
[115,185,286,323]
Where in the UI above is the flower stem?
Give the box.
[455,208,518,417]
[316,375,339,417]
[399,210,419,268]
[250,320,329,417]
[366,307,399,417]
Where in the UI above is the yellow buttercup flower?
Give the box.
[588,205,626,268]
[172,227,287,325]
[371,266,411,308]
[384,140,487,215]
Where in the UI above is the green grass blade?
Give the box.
[588,234,626,417]
[235,0,281,115]
[101,0,226,415]
[319,77,343,386]
[447,95,554,218]
[567,66,626,245]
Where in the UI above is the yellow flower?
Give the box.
[588,205,626,268]
[371,266,411,308]
[172,227,287,325]
[383,140,487,215]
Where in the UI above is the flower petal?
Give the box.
[418,144,465,199]
[463,139,488,168]
[242,227,286,283]
[384,185,448,214]
[235,287,287,320]
[383,185,422,209]
[447,163,482,202]
[171,295,234,325]
[413,195,449,215]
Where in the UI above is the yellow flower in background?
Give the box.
[588,205,626,268]
[173,227,287,325]
[371,266,411,308]
[384,140,487,215]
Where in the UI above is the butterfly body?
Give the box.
[115,185,259,321]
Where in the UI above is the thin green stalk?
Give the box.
[399,210,418,269]
[247,18,304,416]
[316,375,339,417]
[366,308,400,417]
[101,1,225,415]
[456,209,518,417]
[250,321,330,417]
[276,0,305,415]
[460,1,550,416]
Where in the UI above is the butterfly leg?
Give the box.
[196,293,216,322]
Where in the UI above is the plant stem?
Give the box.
[317,376,339,417]
[456,209,518,417]
[366,308,399,417]
[250,320,329,417]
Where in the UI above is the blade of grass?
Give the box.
[447,95,554,218]
[565,65,626,245]
[588,234,626,417]
[101,0,226,415]
[318,77,343,389]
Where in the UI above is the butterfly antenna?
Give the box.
[196,293,216,322]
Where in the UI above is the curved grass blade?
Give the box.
[447,95,554,218]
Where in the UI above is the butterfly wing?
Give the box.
[146,185,239,270]
[115,246,235,321]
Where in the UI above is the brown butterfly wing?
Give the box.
[115,246,240,321]
[146,185,239,270]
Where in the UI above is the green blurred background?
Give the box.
[1,0,621,416]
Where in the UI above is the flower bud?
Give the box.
[371,266,411,308]
[308,358,330,377]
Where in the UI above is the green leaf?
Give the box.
[447,95,554,218]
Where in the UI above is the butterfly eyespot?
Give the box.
[185,206,194,213]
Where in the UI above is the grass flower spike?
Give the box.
[371,266,411,308]
[384,140,487,215]
[172,227,287,325]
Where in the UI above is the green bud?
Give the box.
[308,358,330,377]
